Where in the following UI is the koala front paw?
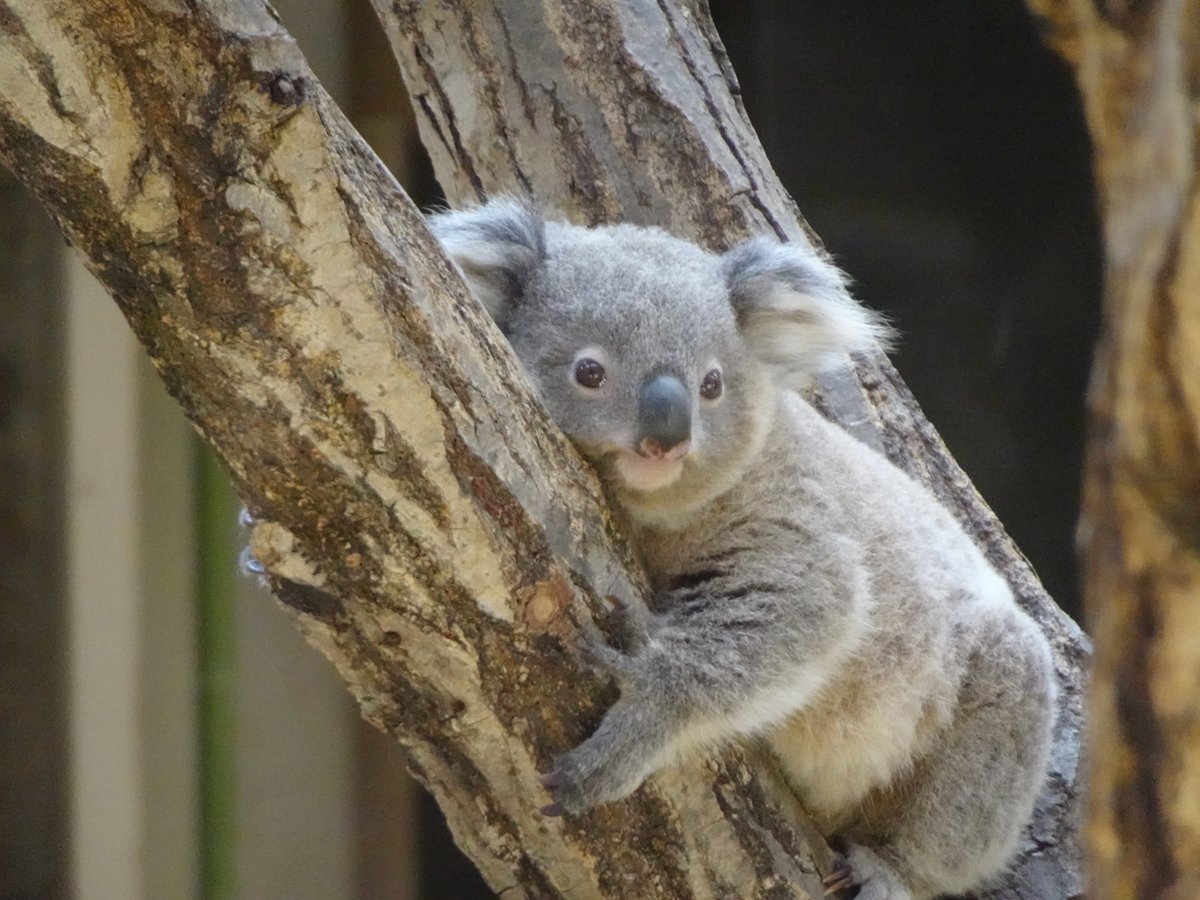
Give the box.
[538,712,652,816]
[575,629,636,683]
[538,744,635,816]
[602,595,653,653]
[576,601,658,688]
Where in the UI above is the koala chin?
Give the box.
[431,198,1057,900]
[610,450,685,493]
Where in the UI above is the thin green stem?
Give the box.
[196,442,237,900]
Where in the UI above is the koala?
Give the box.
[431,199,1057,900]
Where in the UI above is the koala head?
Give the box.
[431,199,887,526]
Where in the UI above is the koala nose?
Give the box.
[636,375,692,459]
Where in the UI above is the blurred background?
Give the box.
[0,1,1099,898]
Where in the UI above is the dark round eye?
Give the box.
[700,368,723,400]
[574,357,607,389]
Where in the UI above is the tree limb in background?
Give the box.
[1027,1,1200,897]
[0,0,1086,897]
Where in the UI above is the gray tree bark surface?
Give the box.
[0,1,1086,897]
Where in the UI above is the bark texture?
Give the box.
[0,1,1086,897]
[1026,2,1200,897]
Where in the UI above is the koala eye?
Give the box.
[700,368,723,400]
[574,357,607,389]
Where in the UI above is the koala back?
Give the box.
[633,389,1055,893]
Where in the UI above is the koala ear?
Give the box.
[428,198,546,328]
[722,237,891,384]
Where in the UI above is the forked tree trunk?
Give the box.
[0,1,1086,897]
[1026,2,1200,898]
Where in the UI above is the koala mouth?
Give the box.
[612,445,689,493]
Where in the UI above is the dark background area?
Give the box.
[0,168,68,900]
[712,0,1101,616]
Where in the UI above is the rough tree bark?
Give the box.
[0,1,1086,898]
[1025,2,1200,898]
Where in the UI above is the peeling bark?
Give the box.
[1026,2,1200,898]
[0,1,1086,897]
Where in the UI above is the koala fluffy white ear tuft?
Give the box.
[722,238,892,386]
[428,198,546,328]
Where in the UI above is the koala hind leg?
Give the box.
[824,844,912,900]
[841,611,1056,899]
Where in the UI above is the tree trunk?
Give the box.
[1025,2,1200,897]
[0,1,1086,897]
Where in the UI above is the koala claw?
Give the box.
[537,725,646,816]
[537,757,586,815]
[833,845,913,900]
[822,862,858,896]
[537,769,572,816]
[575,631,629,675]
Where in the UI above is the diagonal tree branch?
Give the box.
[0,1,830,896]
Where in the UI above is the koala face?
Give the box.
[431,200,888,524]
[507,223,768,498]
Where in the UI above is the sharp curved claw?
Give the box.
[538,769,566,788]
[822,867,857,896]
[575,634,619,672]
[540,802,566,817]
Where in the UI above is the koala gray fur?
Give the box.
[431,199,1057,900]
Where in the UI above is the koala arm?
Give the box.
[542,535,868,815]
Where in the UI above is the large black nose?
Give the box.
[636,375,692,458]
